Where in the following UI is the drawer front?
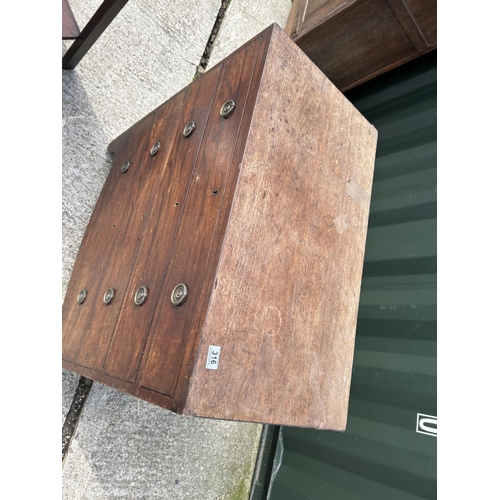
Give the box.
[102,66,223,383]
[138,38,263,397]
[62,111,160,364]
[75,93,186,371]
[62,29,269,406]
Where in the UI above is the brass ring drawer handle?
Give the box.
[171,283,188,306]
[134,286,148,306]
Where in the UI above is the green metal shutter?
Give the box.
[268,51,437,500]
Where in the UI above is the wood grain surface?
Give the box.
[286,0,436,92]
[62,0,80,39]
[138,31,268,398]
[286,0,357,38]
[404,0,436,46]
[185,25,378,430]
[102,66,222,385]
[75,94,184,370]
[172,29,273,412]
[63,25,274,410]
[386,0,427,51]
[62,113,156,363]
[63,24,377,429]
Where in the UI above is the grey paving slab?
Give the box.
[62,382,262,500]
[62,1,266,499]
[208,0,293,68]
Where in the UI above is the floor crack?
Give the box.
[62,376,93,465]
[193,0,232,80]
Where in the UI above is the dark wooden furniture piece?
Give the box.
[63,0,80,39]
[62,24,378,430]
[62,0,129,69]
[285,0,437,92]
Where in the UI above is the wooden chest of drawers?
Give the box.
[62,24,377,430]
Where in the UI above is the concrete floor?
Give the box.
[62,1,292,498]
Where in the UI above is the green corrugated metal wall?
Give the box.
[268,52,437,500]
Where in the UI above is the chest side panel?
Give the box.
[185,26,378,430]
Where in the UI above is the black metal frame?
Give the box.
[62,0,129,70]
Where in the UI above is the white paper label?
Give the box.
[206,345,221,370]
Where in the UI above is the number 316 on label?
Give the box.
[206,345,221,370]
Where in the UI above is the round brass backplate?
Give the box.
[183,121,196,137]
[103,288,115,305]
[77,289,87,304]
[171,283,188,306]
[134,286,148,306]
[220,100,235,118]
